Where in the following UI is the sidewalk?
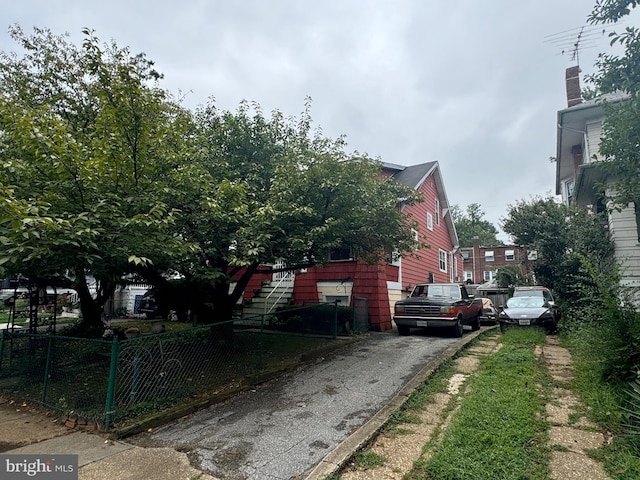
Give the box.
[0,397,218,480]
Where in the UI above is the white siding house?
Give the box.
[556,76,640,298]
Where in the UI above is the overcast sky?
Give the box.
[1,1,632,243]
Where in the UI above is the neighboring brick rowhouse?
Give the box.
[565,66,582,108]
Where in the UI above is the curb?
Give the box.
[305,327,495,480]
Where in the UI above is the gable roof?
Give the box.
[382,161,459,251]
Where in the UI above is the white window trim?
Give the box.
[439,249,447,272]
[426,212,433,231]
[505,249,515,261]
[435,199,440,226]
[485,250,495,262]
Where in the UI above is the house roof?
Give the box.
[384,161,460,251]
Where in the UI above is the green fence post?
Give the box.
[0,330,5,372]
[259,314,264,370]
[104,336,119,431]
[0,330,7,371]
[41,336,54,404]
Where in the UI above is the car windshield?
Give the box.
[506,296,546,309]
[513,289,544,298]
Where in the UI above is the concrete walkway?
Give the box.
[541,336,612,480]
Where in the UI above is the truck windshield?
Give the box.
[411,285,461,299]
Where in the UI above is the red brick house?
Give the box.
[251,161,462,332]
[460,239,531,285]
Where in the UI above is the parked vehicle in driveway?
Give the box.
[479,297,498,325]
[498,293,560,333]
[393,283,482,337]
[512,286,556,302]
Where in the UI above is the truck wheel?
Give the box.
[397,324,411,336]
[471,313,481,331]
[451,318,463,338]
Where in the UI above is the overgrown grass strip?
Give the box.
[410,328,549,480]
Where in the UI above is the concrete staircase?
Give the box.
[241,281,294,320]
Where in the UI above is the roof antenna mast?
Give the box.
[544,24,613,68]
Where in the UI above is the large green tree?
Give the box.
[450,203,501,248]
[0,26,423,329]
[144,101,422,322]
[587,1,640,207]
[0,27,191,329]
[501,195,614,303]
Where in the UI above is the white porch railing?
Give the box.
[264,262,295,315]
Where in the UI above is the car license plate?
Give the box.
[518,319,531,326]
[417,321,428,327]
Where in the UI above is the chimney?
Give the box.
[565,66,582,107]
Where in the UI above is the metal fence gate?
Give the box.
[351,297,369,333]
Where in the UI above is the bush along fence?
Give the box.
[0,302,358,430]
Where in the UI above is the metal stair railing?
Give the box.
[263,269,294,316]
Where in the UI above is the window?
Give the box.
[461,251,470,261]
[485,251,494,262]
[464,271,473,282]
[527,250,538,261]
[483,270,497,281]
[565,180,575,205]
[439,249,447,272]
[385,248,402,266]
[435,199,440,226]
[426,212,433,231]
[329,246,353,261]
[505,249,515,261]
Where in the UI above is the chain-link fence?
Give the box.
[0,303,348,430]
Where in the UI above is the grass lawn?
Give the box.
[408,328,550,480]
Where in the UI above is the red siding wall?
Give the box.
[400,174,457,289]
[292,260,395,332]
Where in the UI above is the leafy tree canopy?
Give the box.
[0,26,422,329]
[0,26,191,329]
[148,100,422,322]
[450,203,501,248]
[501,195,614,303]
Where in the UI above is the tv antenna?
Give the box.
[544,24,616,67]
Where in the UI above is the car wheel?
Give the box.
[397,324,411,336]
[451,318,463,338]
[471,313,480,331]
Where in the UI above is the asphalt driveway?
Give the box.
[130,328,467,479]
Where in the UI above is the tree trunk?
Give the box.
[73,269,104,331]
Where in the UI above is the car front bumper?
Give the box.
[393,316,458,329]
[499,317,555,328]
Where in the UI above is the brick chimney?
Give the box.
[565,66,582,107]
